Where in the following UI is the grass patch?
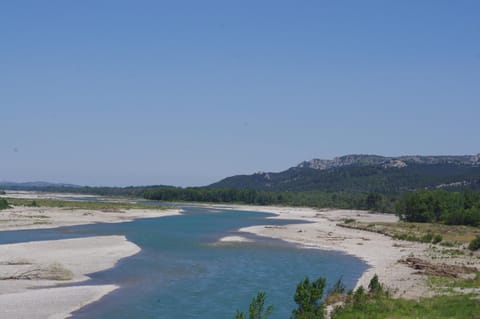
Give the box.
[428,272,480,290]
[5,198,164,210]
[332,294,480,319]
[436,248,466,256]
[332,275,480,319]
[338,221,480,246]
[33,221,51,225]
[440,241,457,247]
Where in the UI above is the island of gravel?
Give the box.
[0,192,180,319]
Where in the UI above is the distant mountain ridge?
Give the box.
[297,154,480,170]
[3,154,480,195]
[210,154,480,193]
[0,181,81,188]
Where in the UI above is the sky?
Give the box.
[1,1,479,187]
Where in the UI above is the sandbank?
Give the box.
[216,204,480,299]
[0,236,137,318]
[0,191,181,318]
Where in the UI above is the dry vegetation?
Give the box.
[0,262,73,281]
[338,220,480,247]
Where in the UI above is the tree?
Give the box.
[234,310,246,319]
[368,274,382,295]
[468,235,480,251]
[328,277,346,295]
[352,286,366,309]
[291,277,326,319]
[0,198,9,210]
[396,190,480,226]
[365,193,382,211]
[235,292,273,319]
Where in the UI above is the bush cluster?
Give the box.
[469,236,480,251]
[0,198,9,210]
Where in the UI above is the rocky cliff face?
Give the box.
[210,153,480,193]
[297,154,480,170]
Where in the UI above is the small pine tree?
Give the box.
[0,198,9,210]
[235,310,246,319]
[291,277,326,319]
[235,292,273,319]
[329,276,346,295]
[352,286,366,309]
[368,274,382,295]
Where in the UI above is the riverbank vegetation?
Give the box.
[332,290,480,319]
[235,276,327,319]
[237,274,480,319]
[4,186,480,222]
[396,189,480,226]
[3,198,161,210]
[143,187,396,212]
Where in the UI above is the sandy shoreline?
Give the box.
[0,192,181,318]
[0,205,181,232]
[0,191,180,232]
[215,204,480,299]
[0,236,137,319]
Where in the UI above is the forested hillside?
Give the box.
[210,155,480,193]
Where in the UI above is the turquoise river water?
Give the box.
[0,204,368,318]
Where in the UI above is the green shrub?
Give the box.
[468,236,480,251]
[292,277,326,319]
[368,274,382,295]
[440,241,456,247]
[395,233,423,242]
[396,233,444,245]
[420,233,434,243]
[0,198,9,210]
[29,200,39,207]
[432,234,443,244]
[352,286,367,309]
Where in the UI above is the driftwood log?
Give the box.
[400,257,478,277]
[0,263,73,281]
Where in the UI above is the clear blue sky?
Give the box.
[1,1,479,186]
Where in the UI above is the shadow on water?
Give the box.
[0,204,368,319]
